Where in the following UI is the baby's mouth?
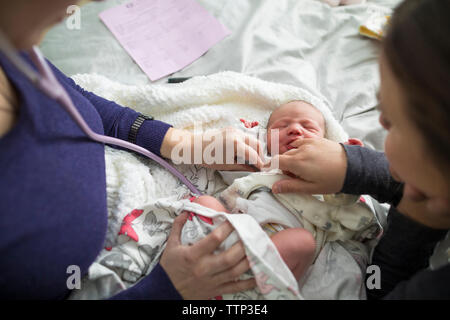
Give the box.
[286,139,300,150]
[285,137,304,151]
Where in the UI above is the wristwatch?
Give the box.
[128,114,154,144]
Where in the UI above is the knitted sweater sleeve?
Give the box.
[49,59,172,157]
[341,145,449,299]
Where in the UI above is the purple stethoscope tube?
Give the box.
[0,36,202,195]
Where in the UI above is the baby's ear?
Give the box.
[345,138,364,146]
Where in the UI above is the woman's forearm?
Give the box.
[160,127,192,160]
[341,145,404,206]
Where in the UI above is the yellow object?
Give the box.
[359,14,390,40]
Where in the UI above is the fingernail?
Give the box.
[273,185,281,194]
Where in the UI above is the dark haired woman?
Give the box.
[269,0,450,299]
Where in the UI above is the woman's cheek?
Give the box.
[384,130,403,180]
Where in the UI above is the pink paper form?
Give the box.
[99,0,231,81]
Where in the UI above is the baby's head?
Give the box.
[266,100,326,155]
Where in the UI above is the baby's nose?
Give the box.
[288,124,303,136]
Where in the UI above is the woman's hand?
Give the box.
[159,213,257,299]
[266,138,348,195]
[160,127,264,171]
[201,127,264,171]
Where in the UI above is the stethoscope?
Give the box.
[0,30,202,195]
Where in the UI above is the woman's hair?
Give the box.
[383,0,450,174]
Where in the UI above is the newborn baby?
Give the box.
[266,100,327,155]
[266,100,362,156]
[186,100,377,284]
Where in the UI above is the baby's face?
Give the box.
[267,101,326,155]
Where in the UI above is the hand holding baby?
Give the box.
[267,137,348,195]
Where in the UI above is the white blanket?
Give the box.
[41,0,402,152]
[68,71,381,300]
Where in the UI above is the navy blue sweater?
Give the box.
[0,52,181,300]
[343,145,449,299]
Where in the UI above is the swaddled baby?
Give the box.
[186,100,379,284]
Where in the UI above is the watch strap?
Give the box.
[128,114,154,144]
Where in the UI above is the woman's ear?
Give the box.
[345,138,364,146]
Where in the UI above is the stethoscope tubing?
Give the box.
[0,30,201,195]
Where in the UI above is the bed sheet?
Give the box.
[40,0,402,152]
[39,0,450,297]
